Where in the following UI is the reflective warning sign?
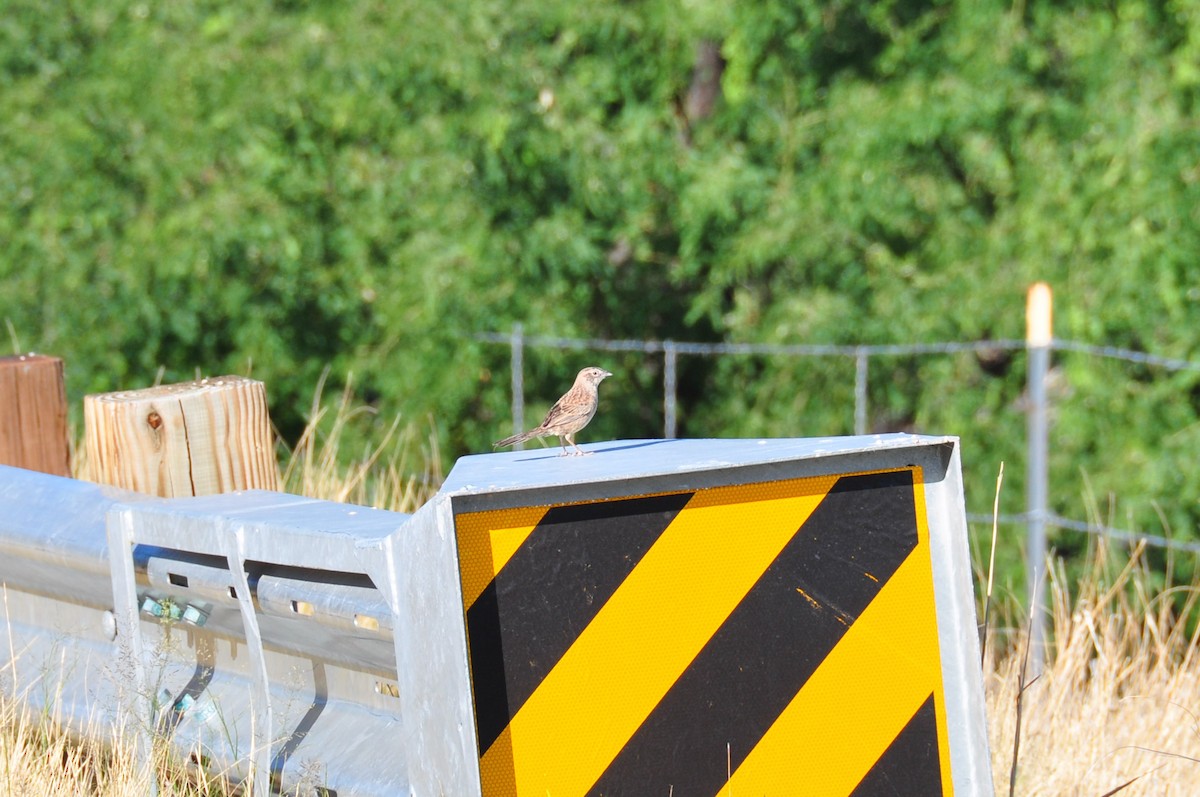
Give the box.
[454,467,952,796]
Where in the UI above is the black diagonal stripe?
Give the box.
[467,492,693,756]
[851,693,942,796]
[588,469,919,796]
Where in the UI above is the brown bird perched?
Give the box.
[494,366,613,456]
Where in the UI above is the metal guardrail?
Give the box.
[0,464,477,797]
[0,433,993,796]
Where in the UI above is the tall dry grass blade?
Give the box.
[982,462,1004,666]
[1098,774,1143,796]
[1112,747,1200,766]
[1009,576,1043,797]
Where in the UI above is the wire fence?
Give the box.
[963,513,1200,556]
[478,324,1200,556]
[477,328,1031,438]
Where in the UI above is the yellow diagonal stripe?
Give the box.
[456,506,548,609]
[480,477,835,795]
[725,534,951,796]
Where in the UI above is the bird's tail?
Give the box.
[494,429,537,449]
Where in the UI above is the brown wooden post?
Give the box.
[0,354,71,477]
[84,375,279,497]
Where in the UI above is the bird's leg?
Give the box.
[557,436,570,456]
[567,433,590,456]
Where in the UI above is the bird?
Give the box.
[494,366,613,456]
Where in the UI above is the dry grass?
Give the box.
[0,696,229,796]
[24,396,1200,793]
[276,372,443,513]
[987,542,1200,795]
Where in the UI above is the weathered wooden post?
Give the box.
[0,354,71,477]
[84,375,279,497]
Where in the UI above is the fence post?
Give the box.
[1025,282,1052,673]
[510,323,525,450]
[84,376,278,497]
[663,341,678,439]
[854,347,869,436]
[0,354,71,477]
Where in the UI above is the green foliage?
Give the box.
[5,0,1200,589]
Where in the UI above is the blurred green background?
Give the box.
[5,0,1200,593]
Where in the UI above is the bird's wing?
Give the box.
[539,389,579,427]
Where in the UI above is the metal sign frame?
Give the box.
[441,435,991,796]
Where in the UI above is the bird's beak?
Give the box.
[602,369,613,378]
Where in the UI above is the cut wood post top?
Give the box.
[84,375,279,498]
[0,354,71,478]
[0,353,62,366]
[86,375,266,405]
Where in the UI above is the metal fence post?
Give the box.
[854,347,869,435]
[510,323,525,450]
[1025,282,1052,673]
[664,341,678,439]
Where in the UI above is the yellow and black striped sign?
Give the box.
[454,467,952,796]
